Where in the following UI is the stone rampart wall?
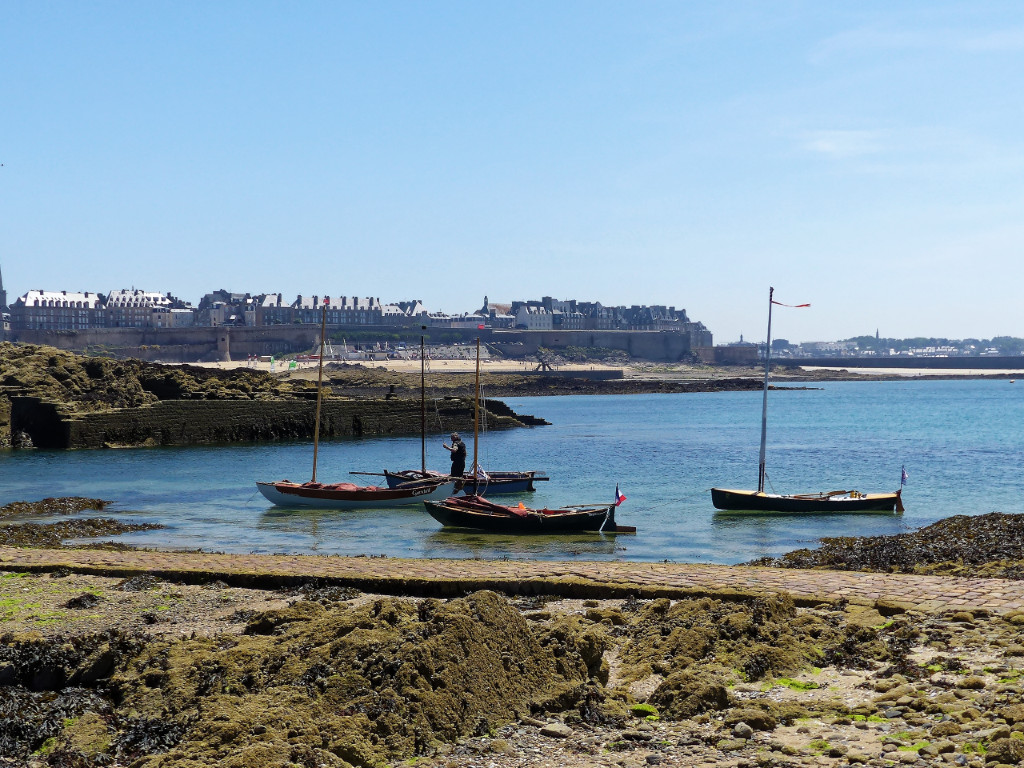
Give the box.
[488,330,696,361]
[11,326,702,362]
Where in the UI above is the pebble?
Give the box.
[732,722,754,739]
[539,722,574,739]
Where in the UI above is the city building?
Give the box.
[105,289,176,328]
[10,290,105,330]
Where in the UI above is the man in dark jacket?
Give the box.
[443,432,467,478]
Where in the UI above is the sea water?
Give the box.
[1,379,1021,564]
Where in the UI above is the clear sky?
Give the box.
[3,2,1023,344]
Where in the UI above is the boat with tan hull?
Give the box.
[257,478,455,509]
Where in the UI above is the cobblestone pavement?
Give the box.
[3,545,1024,615]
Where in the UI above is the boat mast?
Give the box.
[311,299,328,483]
[757,287,774,494]
[473,337,481,475]
[420,331,426,474]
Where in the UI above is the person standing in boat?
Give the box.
[443,432,467,479]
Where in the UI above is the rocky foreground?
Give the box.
[2,504,1024,767]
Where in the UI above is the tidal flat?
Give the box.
[2,499,1024,767]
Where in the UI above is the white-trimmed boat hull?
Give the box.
[256,480,456,509]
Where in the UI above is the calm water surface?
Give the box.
[2,379,1021,564]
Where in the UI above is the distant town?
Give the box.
[768,333,1024,359]
[0,265,706,336]
[1,264,1021,362]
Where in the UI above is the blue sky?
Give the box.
[3,2,1023,343]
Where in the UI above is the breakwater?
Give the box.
[7,396,547,450]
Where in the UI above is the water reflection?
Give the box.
[709,510,915,564]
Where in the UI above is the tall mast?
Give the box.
[311,300,328,482]
[473,337,481,475]
[420,332,426,473]
[757,287,774,493]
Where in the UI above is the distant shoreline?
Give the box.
[802,365,1024,378]
[183,357,1024,382]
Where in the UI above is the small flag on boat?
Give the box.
[901,465,908,486]
[474,465,490,481]
[614,484,626,506]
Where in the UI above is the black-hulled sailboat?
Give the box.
[710,287,904,514]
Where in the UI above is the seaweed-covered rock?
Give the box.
[0,517,162,548]
[0,343,288,412]
[612,595,836,687]
[0,497,108,521]
[986,736,1024,765]
[750,512,1024,579]
[648,670,730,719]
[104,591,604,766]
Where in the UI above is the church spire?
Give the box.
[0,262,6,312]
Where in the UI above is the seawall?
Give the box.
[9,326,703,363]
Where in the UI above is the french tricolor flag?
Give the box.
[614,484,626,506]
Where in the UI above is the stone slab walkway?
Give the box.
[3,546,1024,615]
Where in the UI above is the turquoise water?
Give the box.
[2,379,1022,564]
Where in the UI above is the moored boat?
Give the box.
[382,468,549,494]
[711,488,902,514]
[257,301,457,509]
[257,477,456,509]
[423,494,635,534]
[378,336,550,496]
[710,287,905,514]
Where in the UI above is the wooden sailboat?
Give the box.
[710,287,904,514]
[381,336,549,494]
[462,337,549,494]
[423,494,635,534]
[257,303,455,509]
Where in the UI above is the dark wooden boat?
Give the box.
[376,337,550,496]
[711,488,902,514]
[710,287,905,514]
[424,494,636,534]
[382,468,549,494]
